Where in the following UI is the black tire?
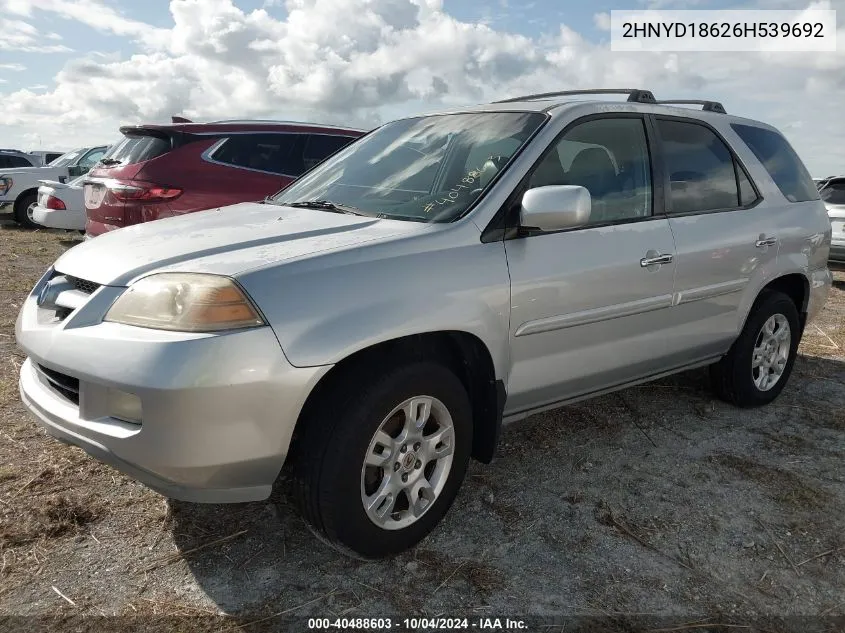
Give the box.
[13,192,39,229]
[710,291,801,407]
[290,361,472,558]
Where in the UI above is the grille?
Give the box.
[66,276,100,295]
[36,364,80,405]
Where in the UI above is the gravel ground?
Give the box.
[0,217,843,632]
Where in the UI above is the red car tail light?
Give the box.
[107,180,183,202]
[46,195,66,210]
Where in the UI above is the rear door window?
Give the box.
[657,119,756,214]
[209,133,307,176]
[302,135,356,171]
[103,135,171,166]
[1,155,33,168]
[731,124,818,203]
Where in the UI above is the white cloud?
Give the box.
[0,18,71,52]
[0,0,843,174]
[593,12,611,31]
[0,63,27,71]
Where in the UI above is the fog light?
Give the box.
[107,388,142,425]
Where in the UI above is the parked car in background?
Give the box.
[0,145,109,227]
[84,120,366,236]
[15,89,832,558]
[820,176,845,269]
[0,149,39,169]
[29,150,66,166]
[30,175,87,231]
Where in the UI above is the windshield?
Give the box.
[821,181,845,205]
[271,111,546,222]
[48,148,85,167]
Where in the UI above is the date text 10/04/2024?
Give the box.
[307,617,528,630]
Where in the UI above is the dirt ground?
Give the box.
[0,217,843,632]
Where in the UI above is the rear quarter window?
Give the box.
[104,135,171,165]
[731,124,818,203]
[209,133,306,176]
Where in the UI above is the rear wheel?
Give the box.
[13,192,39,229]
[710,291,800,407]
[290,361,472,558]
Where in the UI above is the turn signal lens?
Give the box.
[105,273,264,332]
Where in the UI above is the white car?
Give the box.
[30,176,86,231]
[0,145,108,228]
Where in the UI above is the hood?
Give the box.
[53,202,428,286]
[0,165,67,178]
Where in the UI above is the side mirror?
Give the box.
[67,165,86,178]
[520,185,591,232]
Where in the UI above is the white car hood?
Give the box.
[53,202,428,286]
[0,166,67,178]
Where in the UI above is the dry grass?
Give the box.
[711,454,831,510]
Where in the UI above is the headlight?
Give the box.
[104,273,265,332]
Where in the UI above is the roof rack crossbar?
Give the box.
[655,99,726,114]
[494,88,657,105]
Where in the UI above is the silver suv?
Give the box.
[16,89,833,557]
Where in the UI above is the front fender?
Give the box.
[237,232,512,381]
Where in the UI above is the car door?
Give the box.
[654,117,776,360]
[503,115,678,415]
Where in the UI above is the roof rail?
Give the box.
[494,88,657,104]
[655,100,726,114]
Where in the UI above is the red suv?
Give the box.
[84,120,365,236]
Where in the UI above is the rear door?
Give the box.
[655,117,774,359]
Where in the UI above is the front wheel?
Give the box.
[710,291,800,407]
[290,362,472,558]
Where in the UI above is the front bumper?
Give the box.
[16,274,330,503]
[31,205,85,231]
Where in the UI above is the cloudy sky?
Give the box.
[0,0,843,175]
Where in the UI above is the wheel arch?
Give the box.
[737,271,810,341]
[291,331,505,465]
[14,187,39,209]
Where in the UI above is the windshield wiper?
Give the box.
[98,158,121,166]
[280,199,369,216]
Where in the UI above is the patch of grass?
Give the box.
[0,467,17,483]
[0,495,99,547]
[712,454,830,510]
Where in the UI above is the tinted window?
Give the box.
[658,120,742,214]
[102,135,170,166]
[4,155,33,168]
[526,117,652,224]
[821,181,845,205]
[46,153,63,163]
[302,135,355,171]
[731,124,818,203]
[210,133,305,176]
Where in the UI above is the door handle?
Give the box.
[755,236,777,248]
[640,253,674,267]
